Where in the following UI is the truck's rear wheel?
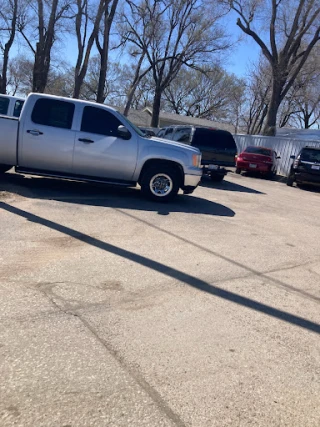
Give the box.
[140,166,180,201]
[210,173,224,182]
[0,164,12,174]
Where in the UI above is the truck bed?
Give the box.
[0,115,19,166]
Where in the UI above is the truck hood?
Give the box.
[149,136,200,155]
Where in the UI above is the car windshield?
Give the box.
[300,148,320,163]
[244,146,272,156]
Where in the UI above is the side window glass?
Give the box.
[81,106,122,136]
[32,99,75,129]
[173,127,191,144]
[164,128,174,139]
[13,100,24,117]
[0,97,9,115]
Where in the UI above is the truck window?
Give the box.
[81,106,122,136]
[164,128,174,139]
[172,127,191,144]
[13,100,24,117]
[0,97,9,115]
[32,99,75,129]
[194,128,237,151]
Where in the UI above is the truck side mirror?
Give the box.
[117,125,131,140]
[290,155,296,159]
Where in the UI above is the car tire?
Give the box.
[286,172,295,187]
[0,164,12,174]
[235,168,241,174]
[140,165,180,201]
[210,173,224,182]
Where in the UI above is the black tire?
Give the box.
[210,173,224,182]
[286,172,295,187]
[0,164,12,174]
[140,165,180,201]
[235,168,241,174]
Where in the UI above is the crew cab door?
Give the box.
[73,105,138,181]
[18,97,76,173]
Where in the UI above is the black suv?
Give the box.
[287,146,320,187]
[157,126,237,181]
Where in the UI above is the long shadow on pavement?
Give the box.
[1,201,319,335]
[0,173,235,217]
[200,174,265,194]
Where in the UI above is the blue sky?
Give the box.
[12,8,261,82]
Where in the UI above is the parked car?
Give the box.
[0,94,25,118]
[287,146,320,187]
[157,125,238,181]
[235,146,280,178]
[0,93,202,201]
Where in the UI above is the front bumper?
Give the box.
[184,172,201,187]
[182,171,202,193]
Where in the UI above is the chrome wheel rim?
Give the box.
[150,173,173,197]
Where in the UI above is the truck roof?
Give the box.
[26,92,118,113]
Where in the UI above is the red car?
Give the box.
[235,146,280,178]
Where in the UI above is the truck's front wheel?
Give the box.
[0,164,12,174]
[140,166,180,201]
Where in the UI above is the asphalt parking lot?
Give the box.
[0,171,319,427]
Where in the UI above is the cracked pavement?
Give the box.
[0,172,320,426]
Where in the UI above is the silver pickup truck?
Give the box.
[0,93,202,201]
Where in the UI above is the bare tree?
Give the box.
[121,0,230,127]
[0,0,18,93]
[80,56,125,104]
[163,66,244,122]
[18,0,72,93]
[73,0,111,98]
[279,46,320,128]
[95,0,119,103]
[241,59,272,134]
[229,0,320,135]
[7,55,33,95]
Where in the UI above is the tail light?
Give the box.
[263,157,273,164]
[293,156,300,168]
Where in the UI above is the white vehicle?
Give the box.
[0,94,25,118]
[0,93,202,201]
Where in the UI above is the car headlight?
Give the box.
[192,154,201,168]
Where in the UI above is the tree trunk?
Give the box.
[96,9,109,104]
[32,0,58,93]
[96,0,118,104]
[33,47,50,92]
[151,87,162,127]
[73,0,107,99]
[1,0,18,94]
[262,76,282,136]
[123,53,145,116]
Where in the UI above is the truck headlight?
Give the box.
[192,154,201,168]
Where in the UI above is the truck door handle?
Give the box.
[78,138,94,143]
[27,129,43,136]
